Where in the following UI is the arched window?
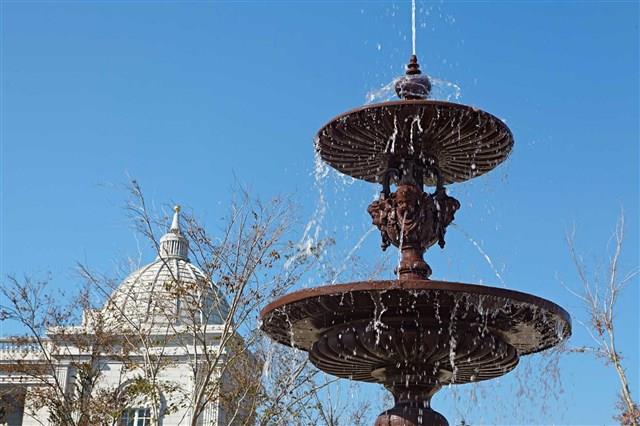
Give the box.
[120,407,152,426]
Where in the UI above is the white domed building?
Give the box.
[0,208,253,426]
[103,207,228,330]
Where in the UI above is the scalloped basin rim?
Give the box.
[314,99,514,186]
[315,99,503,132]
[260,279,571,325]
[260,279,572,387]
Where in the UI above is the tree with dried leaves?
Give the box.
[0,276,144,426]
[1,181,371,426]
[563,212,639,426]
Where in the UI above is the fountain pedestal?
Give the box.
[375,384,446,426]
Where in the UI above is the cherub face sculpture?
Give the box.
[395,185,417,219]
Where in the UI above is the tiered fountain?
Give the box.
[260,55,571,426]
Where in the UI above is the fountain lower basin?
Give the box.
[260,280,571,425]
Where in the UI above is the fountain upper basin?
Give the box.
[316,100,514,186]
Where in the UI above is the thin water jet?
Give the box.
[451,223,507,288]
[411,0,417,56]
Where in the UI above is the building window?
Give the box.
[120,408,152,426]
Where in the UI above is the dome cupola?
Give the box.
[158,205,189,260]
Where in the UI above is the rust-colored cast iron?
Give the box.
[316,56,512,188]
[260,55,570,426]
[261,281,571,425]
[395,54,432,100]
[367,184,460,279]
[315,100,513,187]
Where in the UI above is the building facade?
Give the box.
[0,208,252,426]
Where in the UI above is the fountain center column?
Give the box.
[374,383,449,426]
[367,181,460,280]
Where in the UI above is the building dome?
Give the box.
[102,206,227,330]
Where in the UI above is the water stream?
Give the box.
[451,223,507,287]
[330,226,377,284]
[397,211,408,279]
[411,0,417,55]
[366,75,461,104]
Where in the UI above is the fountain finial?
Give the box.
[395,54,432,100]
[406,54,421,75]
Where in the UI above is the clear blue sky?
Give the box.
[1,1,638,425]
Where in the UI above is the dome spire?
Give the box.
[159,204,189,260]
[170,205,181,233]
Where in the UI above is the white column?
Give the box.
[55,364,70,395]
[200,401,218,426]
